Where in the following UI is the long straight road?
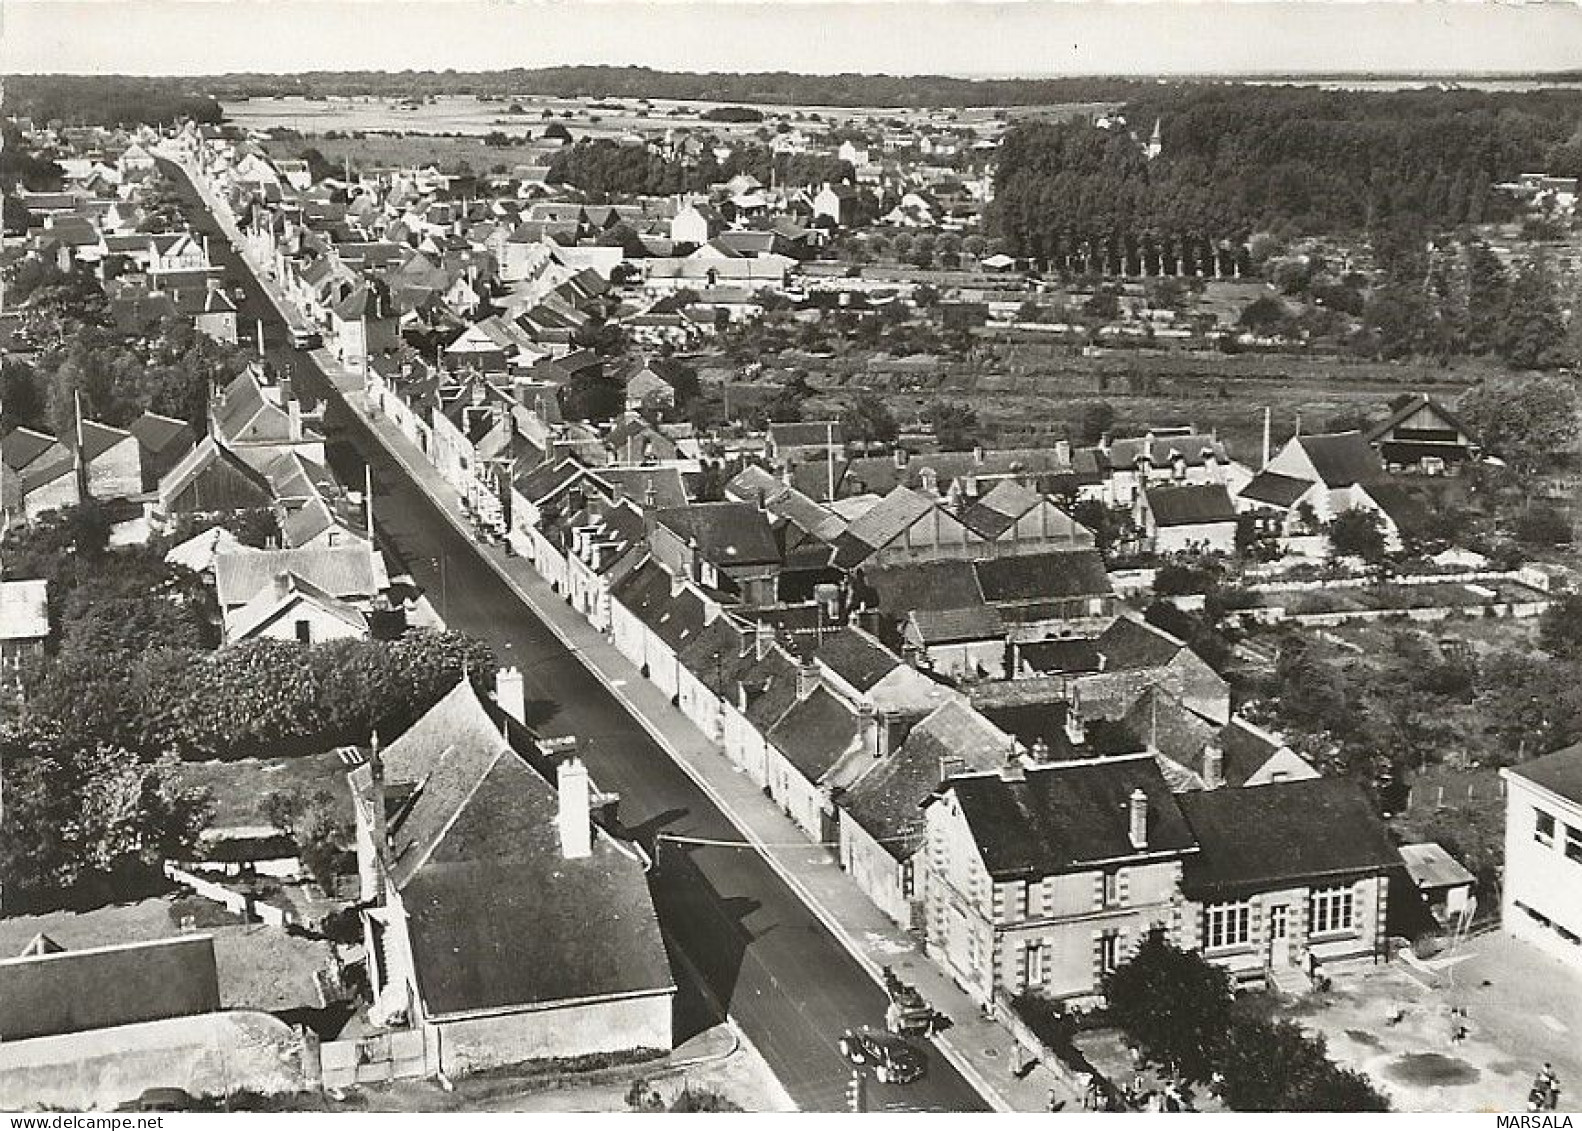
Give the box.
[161,159,989,1113]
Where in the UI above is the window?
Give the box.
[1310,885,1355,936]
[1567,825,1582,865]
[295,619,312,644]
[1024,943,1046,988]
[1102,870,1124,909]
[1204,902,1252,950]
[1537,810,1557,848]
[1097,932,1120,975]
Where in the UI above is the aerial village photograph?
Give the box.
[2,0,1582,1118]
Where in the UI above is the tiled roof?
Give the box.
[653,502,780,567]
[1095,616,1184,671]
[861,559,983,615]
[907,605,1004,645]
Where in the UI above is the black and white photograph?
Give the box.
[2,0,1582,1116]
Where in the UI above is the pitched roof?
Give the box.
[767,685,860,782]
[214,545,385,607]
[1014,637,1102,675]
[364,681,672,1016]
[653,502,780,567]
[1295,431,1386,488]
[861,559,983,615]
[974,550,1113,603]
[841,486,937,553]
[1142,483,1238,527]
[943,755,1196,879]
[1365,394,1473,444]
[1,427,60,473]
[907,605,1004,645]
[1095,616,1184,671]
[841,701,1010,860]
[224,571,369,642]
[1177,776,1400,899]
[129,412,195,458]
[1239,470,1313,509]
[816,626,901,693]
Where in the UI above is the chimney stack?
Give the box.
[1128,787,1148,850]
[495,665,525,726]
[797,658,820,700]
[557,756,592,860]
[287,398,303,443]
[1064,704,1086,749]
[1202,742,1224,790]
[1031,736,1051,763]
[360,731,387,903]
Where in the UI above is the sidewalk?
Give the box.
[179,149,1072,1113]
[347,383,1074,1113]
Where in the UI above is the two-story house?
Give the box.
[1502,744,1582,966]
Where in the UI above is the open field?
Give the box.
[174,750,354,827]
[261,134,541,175]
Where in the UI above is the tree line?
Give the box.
[547,138,852,199]
[5,76,223,127]
[991,85,1582,259]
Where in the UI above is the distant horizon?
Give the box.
[5,1,1581,80]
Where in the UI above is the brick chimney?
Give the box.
[1128,787,1148,850]
[797,658,820,700]
[557,756,592,860]
[1202,742,1224,790]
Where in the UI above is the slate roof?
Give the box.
[1143,483,1238,527]
[1295,432,1386,488]
[225,571,368,642]
[1215,716,1299,787]
[741,646,803,730]
[861,560,983,615]
[1095,616,1184,671]
[1507,742,1582,806]
[214,545,385,607]
[1239,470,1313,509]
[362,681,672,1016]
[974,550,1113,603]
[841,486,937,555]
[980,702,1144,761]
[2,427,61,472]
[653,502,780,567]
[841,701,1011,860]
[129,412,195,459]
[943,755,1196,880]
[1106,432,1227,470]
[1015,637,1102,675]
[816,627,901,693]
[908,605,1004,645]
[1177,776,1400,899]
[767,685,859,782]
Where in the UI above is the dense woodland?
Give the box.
[4,76,223,127]
[991,86,1582,257]
[546,138,853,198]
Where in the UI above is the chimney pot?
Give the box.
[1128,787,1149,850]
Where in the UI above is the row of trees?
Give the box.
[992,86,1582,262]
[4,76,223,127]
[546,137,852,200]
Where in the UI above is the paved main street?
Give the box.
[160,157,993,1113]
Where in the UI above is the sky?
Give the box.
[4,0,1582,79]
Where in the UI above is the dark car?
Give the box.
[838,1028,926,1085]
[129,1088,195,1112]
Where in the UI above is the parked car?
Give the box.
[127,1087,195,1112]
[838,1028,926,1085]
[289,325,322,350]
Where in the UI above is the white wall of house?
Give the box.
[839,810,913,928]
[1502,771,1582,967]
[427,991,674,1075]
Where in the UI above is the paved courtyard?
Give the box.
[1298,931,1581,1113]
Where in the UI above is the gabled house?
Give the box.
[350,678,674,1073]
[1366,393,1479,473]
[647,502,781,606]
[222,570,370,645]
[1134,482,1239,555]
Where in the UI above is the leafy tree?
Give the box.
[1214,1018,1390,1112]
[1074,400,1117,445]
[261,787,354,895]
[1540,594,1582,660]
[1101,929,1233,1084]
[1327,508,1388,562]
[1477,652,1582,762]
[1497,255,1567,370]
[1457,374,1579,477]
[922,399,980,452]
[1515,504,1572,547]
[840,391,899,446]
[0,737,212,909]
[1239,295,1293,337]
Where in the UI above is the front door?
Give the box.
[1267,905,1291,966]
